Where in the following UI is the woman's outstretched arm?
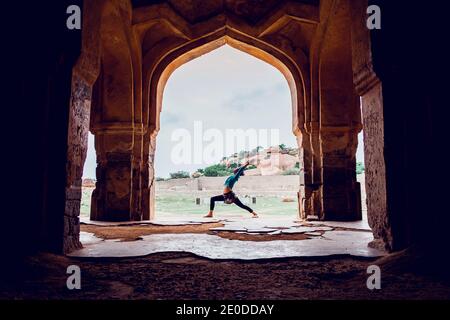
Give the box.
[234,161,249,178]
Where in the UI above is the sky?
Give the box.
[83,45,364,179]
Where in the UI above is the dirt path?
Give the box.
[81,224,316,242]
[81,223,224,241]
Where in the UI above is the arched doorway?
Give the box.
[65,0,373,253]
[144,35,308,220]
[154,44,299,219]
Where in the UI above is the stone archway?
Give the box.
[134,1,320,223]
[64,0,382,253]
[144,34,307,220]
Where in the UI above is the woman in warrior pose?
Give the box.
[204,161,258,218]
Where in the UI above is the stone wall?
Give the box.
[3,0,83,257]
[156,176,300,194]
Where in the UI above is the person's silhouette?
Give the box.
[204,161,258,218]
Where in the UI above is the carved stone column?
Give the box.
[309,121,323,218]
[297,133,314,220]
[359,83,389,248]
[130,127,145,221]
[141,132,157,220]
[350,0,390,249]
[315,0,363,221]
[320,126,362,221]
[90,129,135,221]
[64,73,91,252]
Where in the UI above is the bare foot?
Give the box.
[204,212,214,218]
[251,212,259,218]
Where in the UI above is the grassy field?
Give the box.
[81,187,298,218]
[156,194,298,217]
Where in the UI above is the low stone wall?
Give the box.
[156,178,200,191]
[156,175,300,195]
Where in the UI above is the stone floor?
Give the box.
[74,216,384,259]
[4,249,450,300]
[4,216,450,300]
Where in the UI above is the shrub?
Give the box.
[155,177,165,181]
[169,171,190,179]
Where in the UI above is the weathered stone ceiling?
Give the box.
[167,0,224,24]
[132,0,320,61]
[133,0,319,25]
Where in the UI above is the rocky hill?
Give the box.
[219,146,300,176]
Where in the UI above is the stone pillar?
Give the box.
[141,132,157,220]
[309,121,323,218]
[320,127,362,221]
[350,0,390,249]
[90,130,135,221]
[130,129,144,221]
[297,132,317,220]
[64,73,91,252]
[315,0,363,221]
[359,83,389,248]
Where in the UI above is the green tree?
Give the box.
[203,164,233,177]
[228,162,238,169]
[356,162,365,175]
